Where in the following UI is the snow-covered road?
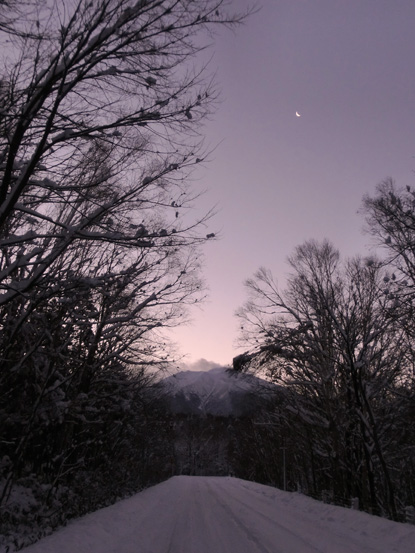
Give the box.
[20,476,415,553]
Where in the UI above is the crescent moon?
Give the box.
[296,111,301,117]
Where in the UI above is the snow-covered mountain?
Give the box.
[161,366,272,416]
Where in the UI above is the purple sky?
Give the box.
[170,0,415,368]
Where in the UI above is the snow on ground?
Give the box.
[17,476,415,553]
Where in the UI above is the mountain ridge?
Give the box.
[161,366,272,416]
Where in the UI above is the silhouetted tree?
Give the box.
[236,240,411,519]
[0,1,250,545]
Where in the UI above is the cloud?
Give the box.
[180,358,227,372]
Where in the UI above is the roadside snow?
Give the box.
[17,476,415,553]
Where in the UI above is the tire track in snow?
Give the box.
[205,479,323,553]
[164,477,272,553]
[203,480,274,553]
[165,478,194,553]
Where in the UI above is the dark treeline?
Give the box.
[234,179,415,521]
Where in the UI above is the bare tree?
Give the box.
[0,1,252,539]
[363,178,415,335]
[236,240,410,519]
[0,0,250,305]
[362,178,415,510]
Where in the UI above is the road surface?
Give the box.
[20,476,414,553]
